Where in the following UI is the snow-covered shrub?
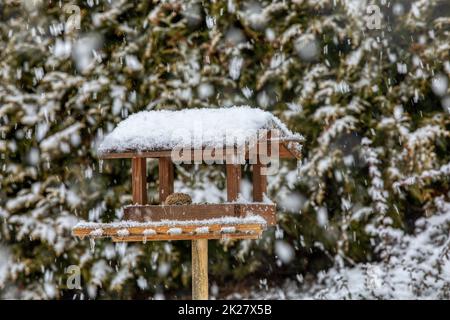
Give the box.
[308,196,450,299]
[229,197,450,299]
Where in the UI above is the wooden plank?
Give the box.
[124,203,236,221]
[99,149,232,160]
[99,148,242,160]
[226,164,241,201]
[74,225,263,241]
[280,142,302,159]
[192,239,208,300]
[252,162,267,202]
[99,150,173,159]
[98,142,301,160]
[123,203,276,226]
[269,137,304,143]
[237,204,276,226]
[158,157,174,203]
[73,223,263,237]
[73,223,264,242]
[110,233,261,242]
[279,144,294,158]
[132,158,147,204]
[74,223,262,235]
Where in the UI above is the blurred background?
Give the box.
[0,0,449,299]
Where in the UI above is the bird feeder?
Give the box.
[72,106,302,299]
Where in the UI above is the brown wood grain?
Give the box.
[73,223,263,236]
[98,140,302,160]
[252,162,267,202]
[110,233,261,242]
[279,142,302,158]
[226,164,241,201]
[123,203,276,226]
[158,157,174,203]
[192,239,208,300]
[132,158,147,204]
[237,204,276,226]
[99,150,172,159]
[72,223,263,242]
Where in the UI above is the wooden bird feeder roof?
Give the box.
[97,106,303,159]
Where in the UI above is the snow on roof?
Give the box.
[98,106,303,153]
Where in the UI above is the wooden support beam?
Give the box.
[158,157,174,203]
[252,162,267,202]
[132,158,147,204]
[226,164,241,201]
[192,239,208,300]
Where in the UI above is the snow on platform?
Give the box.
[72,215,268,242]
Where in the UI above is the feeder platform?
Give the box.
[72,215,268,242]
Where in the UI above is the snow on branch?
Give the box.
[393,161,450,190]
[361,138,388,215]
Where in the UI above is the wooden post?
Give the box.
[132,158,147,204]
[226,164,241,201]
[192,239,208,300]
[158,157,174,203]
[252,162,267,202]
[190,164,242,300]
